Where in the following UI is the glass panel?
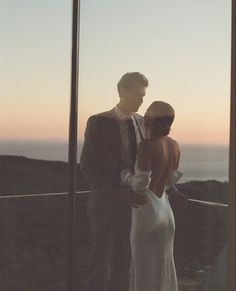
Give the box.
[0,0,71,173]
[78,1,231,291]
[0,0,231,290]
[0,1,71,290]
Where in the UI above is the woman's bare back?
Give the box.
[150,137,180,197]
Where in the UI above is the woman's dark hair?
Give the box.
[152,116,174,127]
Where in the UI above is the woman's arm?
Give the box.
[165,143,181,194]
[166,145,188,209]
[121,168,151,192]
[121,140,152,192]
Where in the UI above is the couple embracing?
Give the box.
[80,72,188,291]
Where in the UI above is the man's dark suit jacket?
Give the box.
[80,109,146,219]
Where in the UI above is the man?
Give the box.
[80,72,148,291]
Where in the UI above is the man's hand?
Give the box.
[169,190,188,210]
[118,188,147,208]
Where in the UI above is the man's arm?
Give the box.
[80,116,112,190]
[81,115,147,207]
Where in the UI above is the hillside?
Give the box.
[0,155,228,204]
[0,155,87,195]
[0,155,228,290]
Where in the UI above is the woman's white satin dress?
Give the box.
[121,167,180,291]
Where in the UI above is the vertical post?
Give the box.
[228,0,236,290]
[68,0,80,291]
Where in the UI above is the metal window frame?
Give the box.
[228,0,236,290]
[68,1,80,291]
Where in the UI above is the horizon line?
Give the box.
[0,138,230,147]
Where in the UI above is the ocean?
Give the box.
[0,140,229,183]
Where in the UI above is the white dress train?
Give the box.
[121,167,181,291]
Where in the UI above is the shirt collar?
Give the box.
[114,105,133,121]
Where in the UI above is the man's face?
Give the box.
[122,83,146,113]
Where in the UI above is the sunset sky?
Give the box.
[0,0,231,145]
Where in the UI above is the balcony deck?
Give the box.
[0,191,227,291]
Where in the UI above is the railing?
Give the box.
[174,199,227,291]
[0,191,228,291]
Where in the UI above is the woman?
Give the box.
[121,101,187,291]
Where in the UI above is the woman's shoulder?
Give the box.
[165,136,179,148]
[151,137,178,149]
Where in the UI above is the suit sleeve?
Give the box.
[80,116,113,190]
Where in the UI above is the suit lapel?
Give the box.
[133,113,148,140]
[103,109,123,161]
